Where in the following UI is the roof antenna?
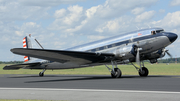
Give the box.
[146,24,151,28]
[136,26,140,30]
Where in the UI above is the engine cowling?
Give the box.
[143,50,162,59]
[114,44,136,59]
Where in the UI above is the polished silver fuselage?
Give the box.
[32,28,177,69]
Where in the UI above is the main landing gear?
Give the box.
[105,60,149,78]
[131,61,149,77]
[105,61,122,78]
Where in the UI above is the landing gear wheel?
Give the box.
[139,67,149,77]
[111,68,122,78]
[39,72,44,77]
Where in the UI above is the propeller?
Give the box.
[160,49,172,58]
[133,42,142,68]
[166,50,172,58]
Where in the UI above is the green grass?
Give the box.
[0,99,61,101]
[0,63,180,75]
[0,99,67,101]
[0,99,58,101]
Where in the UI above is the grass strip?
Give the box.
[0,99,62,101]
[0,63,180,75]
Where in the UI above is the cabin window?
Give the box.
[99,47,104,50]
[91,49,96,52]
[112,44,116,47]
[115,43,119,46]
[108,45,112,48]
[104,46,108,49]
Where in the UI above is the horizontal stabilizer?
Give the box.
[10,48,115,64]
[3,62,40,70]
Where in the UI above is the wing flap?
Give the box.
[11,48,115,64]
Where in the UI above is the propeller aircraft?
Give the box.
[3,28,178,78]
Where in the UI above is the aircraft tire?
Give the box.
[39,72,44,77]
[111,68,122,78]
[139,67,149,77]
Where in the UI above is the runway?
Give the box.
[0,74,180,100]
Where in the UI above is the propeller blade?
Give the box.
[136,48,141,67]
[160,49,165,58]
[166,51,172,58]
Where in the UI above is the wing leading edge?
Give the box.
[10,48,115,65]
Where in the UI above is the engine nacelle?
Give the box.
[143,50,162,60]
[114,45,135,59]
[149,59,157,63]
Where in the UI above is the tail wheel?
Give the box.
[139,67,149,77]
[111,68,122,78]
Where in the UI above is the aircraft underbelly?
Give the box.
[38,62,78,69]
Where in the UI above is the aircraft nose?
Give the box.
[167,33,178,43]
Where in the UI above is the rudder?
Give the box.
[23,36,30,62]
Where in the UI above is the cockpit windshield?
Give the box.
[156,29,164,33]
[151,29,164,35]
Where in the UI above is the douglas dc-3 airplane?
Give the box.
[3,28,178,78]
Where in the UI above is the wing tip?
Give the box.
[3,65,21,70]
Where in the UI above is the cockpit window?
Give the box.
[156,29,164,33]
[151,31,156,35]
[151,29,164,35]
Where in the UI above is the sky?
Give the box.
[0,0,180,61]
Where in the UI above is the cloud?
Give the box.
[0,0,50,21]
[92,0,158,19]
[152,11,180,30]
[49,5,84,30]
[95,19,121,33]
[64,5,83,25]
[15,31,24,36]
[18,0,86,7]
[170,0,180,6]
[131,7,145,15]
[49,0,158,35]
[54,9,66,18]
[87,35,105,42]
[86,6,100,18]
[135,11,156,22]
[159,9,165,13]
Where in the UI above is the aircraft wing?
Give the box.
[3,62,40,70]
[10,48,115,65]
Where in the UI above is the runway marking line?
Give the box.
[0,88,180,94]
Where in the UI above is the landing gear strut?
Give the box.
[105,61,122,78]
[131,61,149,77]
[39,69,46,77]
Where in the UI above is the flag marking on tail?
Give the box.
[23,37,29,62]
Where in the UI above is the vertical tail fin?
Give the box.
[23,36,30,62]
[23,34,43,62]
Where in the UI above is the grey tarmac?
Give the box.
[0,74,180,101]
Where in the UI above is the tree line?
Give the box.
[0,61,23,64]
[157,57,180,63]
